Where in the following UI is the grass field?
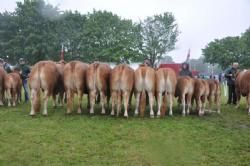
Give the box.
[0,94,250,166]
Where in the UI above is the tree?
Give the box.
[0,11,19,63]
[0,0,62,64]
[80,10,141,63]
[189,57,207,72]
[202,36,244,69]
[241,27,250,68]
[140,12,179,67]
[55,11,86,61]
[14,0,61,64]
[160,55,174,63]
[0,0,180,65]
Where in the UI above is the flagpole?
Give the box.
[186,48,190,63]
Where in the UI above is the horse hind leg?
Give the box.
[123,90,130,118]
[30,88,40,116]
[42,90,50,116]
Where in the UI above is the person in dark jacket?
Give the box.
[17,58,30,102]
[179,62,192,77]
[0,58,12,73]
[218,73,222,83]
[0,58,4,68]
[224,62,239,105]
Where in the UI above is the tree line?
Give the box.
[0,0,179,66]
[202,28,250,69]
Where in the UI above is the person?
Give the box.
[224,62,239,105]
[218,73,222,83]
[143,58,152,67]
[179,62,192,77]
[0,58,4,67]
[0,58,12,73]
[17,58,30,102]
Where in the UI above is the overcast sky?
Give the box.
[1,0,250,62]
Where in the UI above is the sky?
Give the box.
[1,0,250,62]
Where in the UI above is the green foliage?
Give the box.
[55,11,86,61]
[0,0,61,64]
[202,29,250,69]
[15,0,61,63]
[140,12,179,67]
[0,11,19,62]
[0,0,180,65]
[80,10,142,63]
[241,27,250,68]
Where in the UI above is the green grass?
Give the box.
[0,95,250,166]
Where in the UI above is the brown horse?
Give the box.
[29,61,60,116]
[86,62,111,115]
[207,79,221,113]
[0,67,6,105]
[63,61,89,114]
[155,68,177,117]
[4,71,22,106]
[235,69,250,114]
[110,64,134,117]
[175,76,194,116]
[134,65,155,118]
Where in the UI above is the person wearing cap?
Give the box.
[179,62,193,77]
[225,62,239,105]
[17,58,30,102]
